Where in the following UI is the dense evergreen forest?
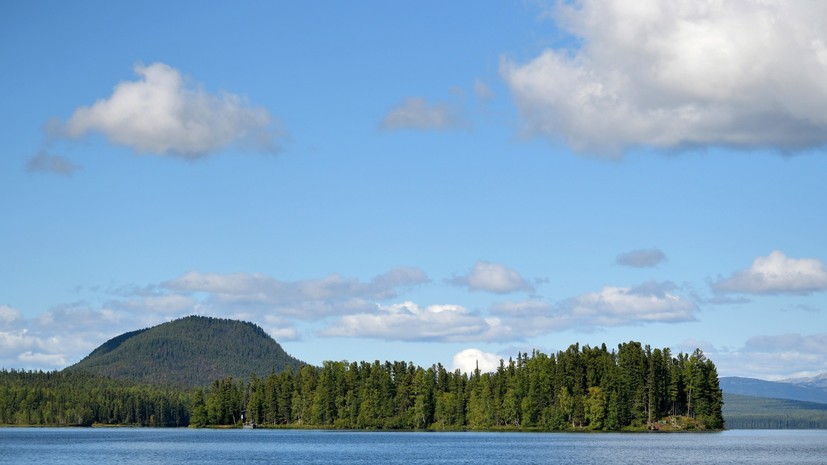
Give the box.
[0,370,189,426]
[722,393,827,429]
[1,342,723,430]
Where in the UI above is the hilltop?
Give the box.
[65,315,304,388]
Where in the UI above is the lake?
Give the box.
[1,428,825,464]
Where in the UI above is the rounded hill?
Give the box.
[65,316,304,387]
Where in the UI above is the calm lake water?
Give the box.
[1,428,825,465]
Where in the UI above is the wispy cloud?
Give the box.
[25,151,80,176]
[616,248,666,268]
[52,62,285,158]
[712,251,827,295]
[380,97,465,131]
[164,267,429,318]
[503,0,827,156]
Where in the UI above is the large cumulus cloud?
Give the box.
[503,0,827,156]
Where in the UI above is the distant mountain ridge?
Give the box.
[65,316,304,387]
[781,372,827,389]
[720,376,827,405]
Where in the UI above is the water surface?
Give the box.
[1,428,824,465]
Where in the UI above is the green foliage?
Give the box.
[65,316,305,388]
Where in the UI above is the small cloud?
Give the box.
[380,97,464,131]
[616,248,666,268]
[712,251,827,295]
[25,151,79,176]
[449,261,535,294]
[452,348,502,374]
[55,62,285,158]
[0,305,22,326]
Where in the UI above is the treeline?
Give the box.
[0,370,189,426]
[194,342,723,430]
[0,342,723,430]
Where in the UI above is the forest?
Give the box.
[1,341,723,431]
[722,393,827,429]
[0,370,190,427]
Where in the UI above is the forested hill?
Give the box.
[65,316,304,387]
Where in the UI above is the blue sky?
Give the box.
[2,0,826,380]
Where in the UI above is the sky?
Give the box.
[2,0,826,381]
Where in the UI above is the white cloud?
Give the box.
[503,0,827,155]
[262,315,300,342]
[266,326,300,342]
[616,248,666,268]
[0,321,108,370]
[57,62,284,158]
[485,282,696,338]
[712,251,827,295]
[449,261,535,294]
[0,305,22,326]
[566,281,697,326]
[25,151,80,176]
[380,97,464,131]
[452,348,503,374]
[319,301,491,342]
[319,280,696,343]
